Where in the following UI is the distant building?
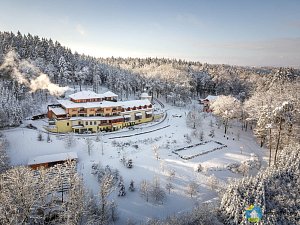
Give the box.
[140,92,152,101]
[200,95,219,112]
[28,152,78,169]
[47,90,154,133]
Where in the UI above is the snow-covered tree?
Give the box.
[210,95,242,134]
[118,182,126,196]
[207,175,219,191]
[129,180,135,192]
[186,104,203,129]
[186,180,199,198]
[0,161,85,224]
[110,200,119,222]
[0,134,10,173]
[99,174,115,224]
[86,137,94,156]
[220,142,300,225]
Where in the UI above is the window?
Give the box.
[67,122,69,126]
[86,122,88,125]
[94,121,97,125]
[90,121,93,125]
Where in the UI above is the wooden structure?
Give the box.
[28,152,78,170]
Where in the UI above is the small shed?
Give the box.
[28,152,78,169]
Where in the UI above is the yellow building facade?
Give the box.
[47,90,155,133]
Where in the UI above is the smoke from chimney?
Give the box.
[0,50,69,96]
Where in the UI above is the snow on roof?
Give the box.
[205,95,219,101]
[121,99,151,108]
[28,152,78,165]
[49,106,66,115]
[57,100,106,108]
[141,92,150,98]
[58,99,152,109]
[69,91,103,100]
[102,91,118,97]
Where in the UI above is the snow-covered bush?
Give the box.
[91,163,119,185]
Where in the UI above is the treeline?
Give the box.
[1,31,299,103]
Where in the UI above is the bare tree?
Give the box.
[64,132,76,148]
[207,175,219,191]
[165,182,174,194]
[167,169,176,181]
[140,179,150,202]
[86,138,94,156]
[186,180,199,198]
[150,176,166,204]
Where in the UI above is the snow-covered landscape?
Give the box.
[3,93,267,224]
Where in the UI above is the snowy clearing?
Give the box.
[3,99,267,224]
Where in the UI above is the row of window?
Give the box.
[67,105,152,114]
[66,115,151,126]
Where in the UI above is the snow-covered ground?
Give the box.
[3,99,268,224]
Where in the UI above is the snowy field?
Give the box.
[173,140,227,160]
[3,99,268,224]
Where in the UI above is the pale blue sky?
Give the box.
[1,0,300,67]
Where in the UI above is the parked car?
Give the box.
[126,159,133,168]
[26,123,37,130]
[172,114,182,118]
[31,114,46,120]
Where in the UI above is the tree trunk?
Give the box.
[224,118,228,134]
[269,128,272,166]
[260,137,264,148]
[274,119,283,166]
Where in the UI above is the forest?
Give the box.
[0,31,299,224]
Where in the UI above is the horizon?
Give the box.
[1,0,300,68]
